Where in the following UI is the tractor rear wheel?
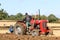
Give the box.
[14,23,26,35]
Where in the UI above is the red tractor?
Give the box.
[14,19,52,36]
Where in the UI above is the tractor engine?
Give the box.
[30,19,49,35]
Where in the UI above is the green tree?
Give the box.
[0,9,8,20]
[16,13,23,20]
[40,15,47,20]
[0,3,1,6]
[9,15,16,20]
[48,14,58,22]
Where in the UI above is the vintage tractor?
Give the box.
[13,18,53,36]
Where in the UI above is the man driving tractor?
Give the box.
[23,13,32,31]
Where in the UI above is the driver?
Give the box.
[23,13,32,29]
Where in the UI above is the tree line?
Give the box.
[0,9,59,23]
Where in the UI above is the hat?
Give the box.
[25,13,28,15]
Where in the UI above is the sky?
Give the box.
[0,0,60,18]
